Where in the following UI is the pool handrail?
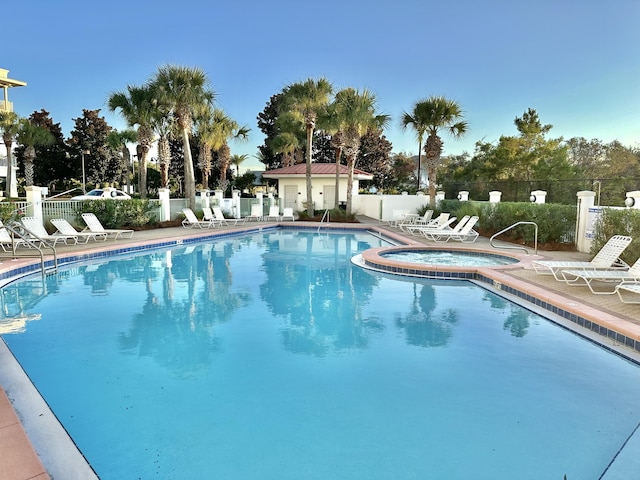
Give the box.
[1,220,58,275]
[490,221,538,255]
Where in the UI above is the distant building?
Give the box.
[262,163,373,211]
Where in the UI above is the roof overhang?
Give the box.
[0,69,27,88]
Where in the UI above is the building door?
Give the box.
[284,185,298,210]
[323,185,336,209]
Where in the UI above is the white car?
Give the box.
[71,188,132,200]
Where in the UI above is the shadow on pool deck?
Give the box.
[0,216,638,480]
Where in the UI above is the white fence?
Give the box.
[355,193,431,222]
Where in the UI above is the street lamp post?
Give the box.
[81,149,90,194]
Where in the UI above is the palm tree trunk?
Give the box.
[334,148,342,209]
[3,137,14,198]
[182,127,196,209]
[305,126,313,216]
[428,165,437,208]
[121,145,131,192]
[24,147,35,186]
[346,155,355,215]
[158,135,170,189]
[136,144,148,200]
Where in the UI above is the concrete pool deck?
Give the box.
[0,217,638,479]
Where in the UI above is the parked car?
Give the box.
[71,188,131,200]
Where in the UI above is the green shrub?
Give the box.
[592,208,640,264]
[431,200,576,245]
[75,199,158,228]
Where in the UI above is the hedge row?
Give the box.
[591,208,640,265]
[74,199,159,229]
[430,200,576,245]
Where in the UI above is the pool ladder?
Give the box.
[317,209,330,233]
[490,221,538,255]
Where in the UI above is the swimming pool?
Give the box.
[1,230,639,479]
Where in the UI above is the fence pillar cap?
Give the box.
[576,191,596,198]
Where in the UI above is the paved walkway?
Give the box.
[0,217,638,479]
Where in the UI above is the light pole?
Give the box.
[81,149,90,194]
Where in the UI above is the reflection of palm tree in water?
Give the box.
[119,245,249,375]
[261,233,382,356]
[481,291,531,338]
[395,283,459,348]
[503,307,531,338]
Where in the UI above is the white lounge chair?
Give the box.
[281,207,295,221]
[21,216,78,246]
[246,204,263,221]
[202,207,227,227]
[560,257,640,294]
[385,209,407,227]
[415,210,434,225]
[81,213,135,239]
[265,206,281,221]
[404,214,456,236]
[615,282,640,304]
[423,216,480,243]
[210,206,246,226]
[398,211,431,232]
[51,218,108,244]
[181,208,215,229]
[0,220,30,251]
[531,235,632,281]
[403,213,446,235]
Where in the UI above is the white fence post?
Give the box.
[530,190,547,204]
[576,190,596,253]
[232,189,241,218]
[625,190,640,209]
[158,188,171,222]
[489,191,502,203]
[25,186,43,223]
[457,191,469,201]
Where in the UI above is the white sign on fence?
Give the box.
[585,207,602,239]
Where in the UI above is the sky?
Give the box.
[3,0,639,174]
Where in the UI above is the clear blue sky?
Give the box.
[4,0,639,172]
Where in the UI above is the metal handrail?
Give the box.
[317,209,330,233]
[490,221,538,255]
[2,221,58,275]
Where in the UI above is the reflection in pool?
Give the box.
[1,230,639,479]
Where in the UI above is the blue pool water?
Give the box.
[1,230,639,479]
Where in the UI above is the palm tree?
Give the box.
[410,96,468,208]
[108,85,156,199]
[401,102,430,191]
[151,65,214,209]
[153,110,174,189]
[280,78,332,216]
[210,110,249,191]
[194,106,218,189]
[330,88,390,214]
[269,113,305,168]
[16,120,54,186]
[231,154,249,177]
[319,105,345,208]
[106,129,137,192]
[0,111,22,198]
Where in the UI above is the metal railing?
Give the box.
[317,209,330,233]
[490,221,538,255]
[1,221,58,275]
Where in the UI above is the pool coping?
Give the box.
[1,220,639,478]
